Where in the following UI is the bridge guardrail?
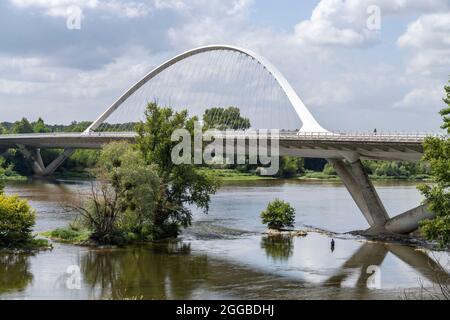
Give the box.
[0,131,447,143]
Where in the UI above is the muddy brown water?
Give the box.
[1,179,449,299]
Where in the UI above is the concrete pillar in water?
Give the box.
[327,158,389,228]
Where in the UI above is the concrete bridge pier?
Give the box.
[327,157,436,234]
[327,158,389,231]
[17,145,74,177]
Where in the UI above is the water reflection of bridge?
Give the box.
[1,233,449,299]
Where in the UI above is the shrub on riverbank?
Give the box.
[0,193,49,250]
[261,199,295,230]
[0,194,35,246]
[418,79,450,247]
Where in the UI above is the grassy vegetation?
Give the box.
[298,171,430,181]
[299,170,340,180]
[200,168,431,182]
[199,168,275,181]
[0,174,27,181]
[41,227,91,245]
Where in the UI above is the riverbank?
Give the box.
[1,167,431,182]
[201,168,431,182]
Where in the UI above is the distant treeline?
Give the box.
[0,118,137,134]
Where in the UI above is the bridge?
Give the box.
[0,44,442,235]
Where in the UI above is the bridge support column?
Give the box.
[385,204,435,234]
[16,145,75,177]
[42,149,75,176]
[328,158,437,234]
[327,158,389,230]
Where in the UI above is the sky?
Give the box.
[0,0,449,131]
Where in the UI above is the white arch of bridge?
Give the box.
[85,44,329,133]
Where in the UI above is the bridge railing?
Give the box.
[0,130,447,142]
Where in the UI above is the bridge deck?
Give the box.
[0,131,443,162]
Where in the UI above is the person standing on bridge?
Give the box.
[373,128,377,135]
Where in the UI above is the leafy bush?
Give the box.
[261,199,295,230]
[0,194,36,246]
[419,216,450,247]
[322,163,337,176]
[417,80,450,246]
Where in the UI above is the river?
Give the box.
[1,179,449,300]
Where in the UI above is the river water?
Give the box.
[1,179,449,300]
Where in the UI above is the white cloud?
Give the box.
[398,13,450,49]
[397,12,450,75]
[2,0,449,130]
[9,0,150,18]
[394,86,444,109]
[166,0,256,48]
[294,0,450,47]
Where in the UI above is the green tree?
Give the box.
[0,124,7,134]
[0,194,36,246]
[12,118,33,134]
[136,103,220,238]
[418,79,450,246]
[261,199,295,230]
[203,106,251,130]
[74,142,160,243]
[278,156,304,178]
[98,142,160,239]
[32,118,50,133]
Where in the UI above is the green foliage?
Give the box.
[74,141,160,244]
[136,103,220,238]
[362,160,430,179]
[440,80,450,132]
[32,118,50,133]
[419,216,450,246]
[0,194,36,247]
[98,141,160,239]
[0,124,7,134]
[64,150,99,171]
[41,227,91,244]
[203,106,251,130]
[12,118,33,134]
[418,79,450,246]
[261,199,295,230]
[277,156,304,178]
[322,163,337,176]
